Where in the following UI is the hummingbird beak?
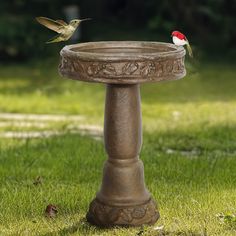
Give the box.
[79,18,92,22]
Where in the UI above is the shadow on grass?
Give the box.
[41,222,205,236]
[41,218,144,236]
[41,218,93,236]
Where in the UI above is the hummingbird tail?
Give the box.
[186,43,193,58]
[46,35,63,44]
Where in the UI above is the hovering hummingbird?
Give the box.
[171,31,193,58]
[36,16,91,43]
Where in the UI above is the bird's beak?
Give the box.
[80,18,92,22]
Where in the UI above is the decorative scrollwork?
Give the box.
[59,56,185,82]
[122,62,139,75]
[86,198,159,227]
[139,61,156,76]
[87,63,116,76]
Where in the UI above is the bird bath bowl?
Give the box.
[59,41,186,227]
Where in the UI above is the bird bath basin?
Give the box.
[59,41,186,227]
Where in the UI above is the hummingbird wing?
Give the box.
[36,17,65,33]
[56,20,68,26]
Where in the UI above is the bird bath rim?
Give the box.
[59,41,186,84]
[60,41,185,61]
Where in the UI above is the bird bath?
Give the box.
[59,41,186,227]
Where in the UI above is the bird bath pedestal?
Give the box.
[59,41,186,227]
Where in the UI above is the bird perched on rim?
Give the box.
[171,31,193,58]
[36,16,91,43]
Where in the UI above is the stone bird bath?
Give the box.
[59,41,186,227]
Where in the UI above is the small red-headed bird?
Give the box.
[171,31,193,58]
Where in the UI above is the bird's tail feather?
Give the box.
[186,43,193,58]
[46,35,63,44]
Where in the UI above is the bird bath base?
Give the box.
[59,41,186,227]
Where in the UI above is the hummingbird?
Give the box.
[36,16,91,43]
[171,31,193,58]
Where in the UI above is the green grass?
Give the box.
[0,60,236,235]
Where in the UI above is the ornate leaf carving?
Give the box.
[86,198,159,226]
[59,56,185,82]
[122,62,139,75]
[87,63,116,76]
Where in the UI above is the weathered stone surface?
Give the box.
[59,41,186,227]
[59,41,186,84]
[87,198,159,227]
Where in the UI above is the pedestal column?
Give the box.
[86,84,159,227]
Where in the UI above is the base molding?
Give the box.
[86,197,159,227]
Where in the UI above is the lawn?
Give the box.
[0,60,236,235]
